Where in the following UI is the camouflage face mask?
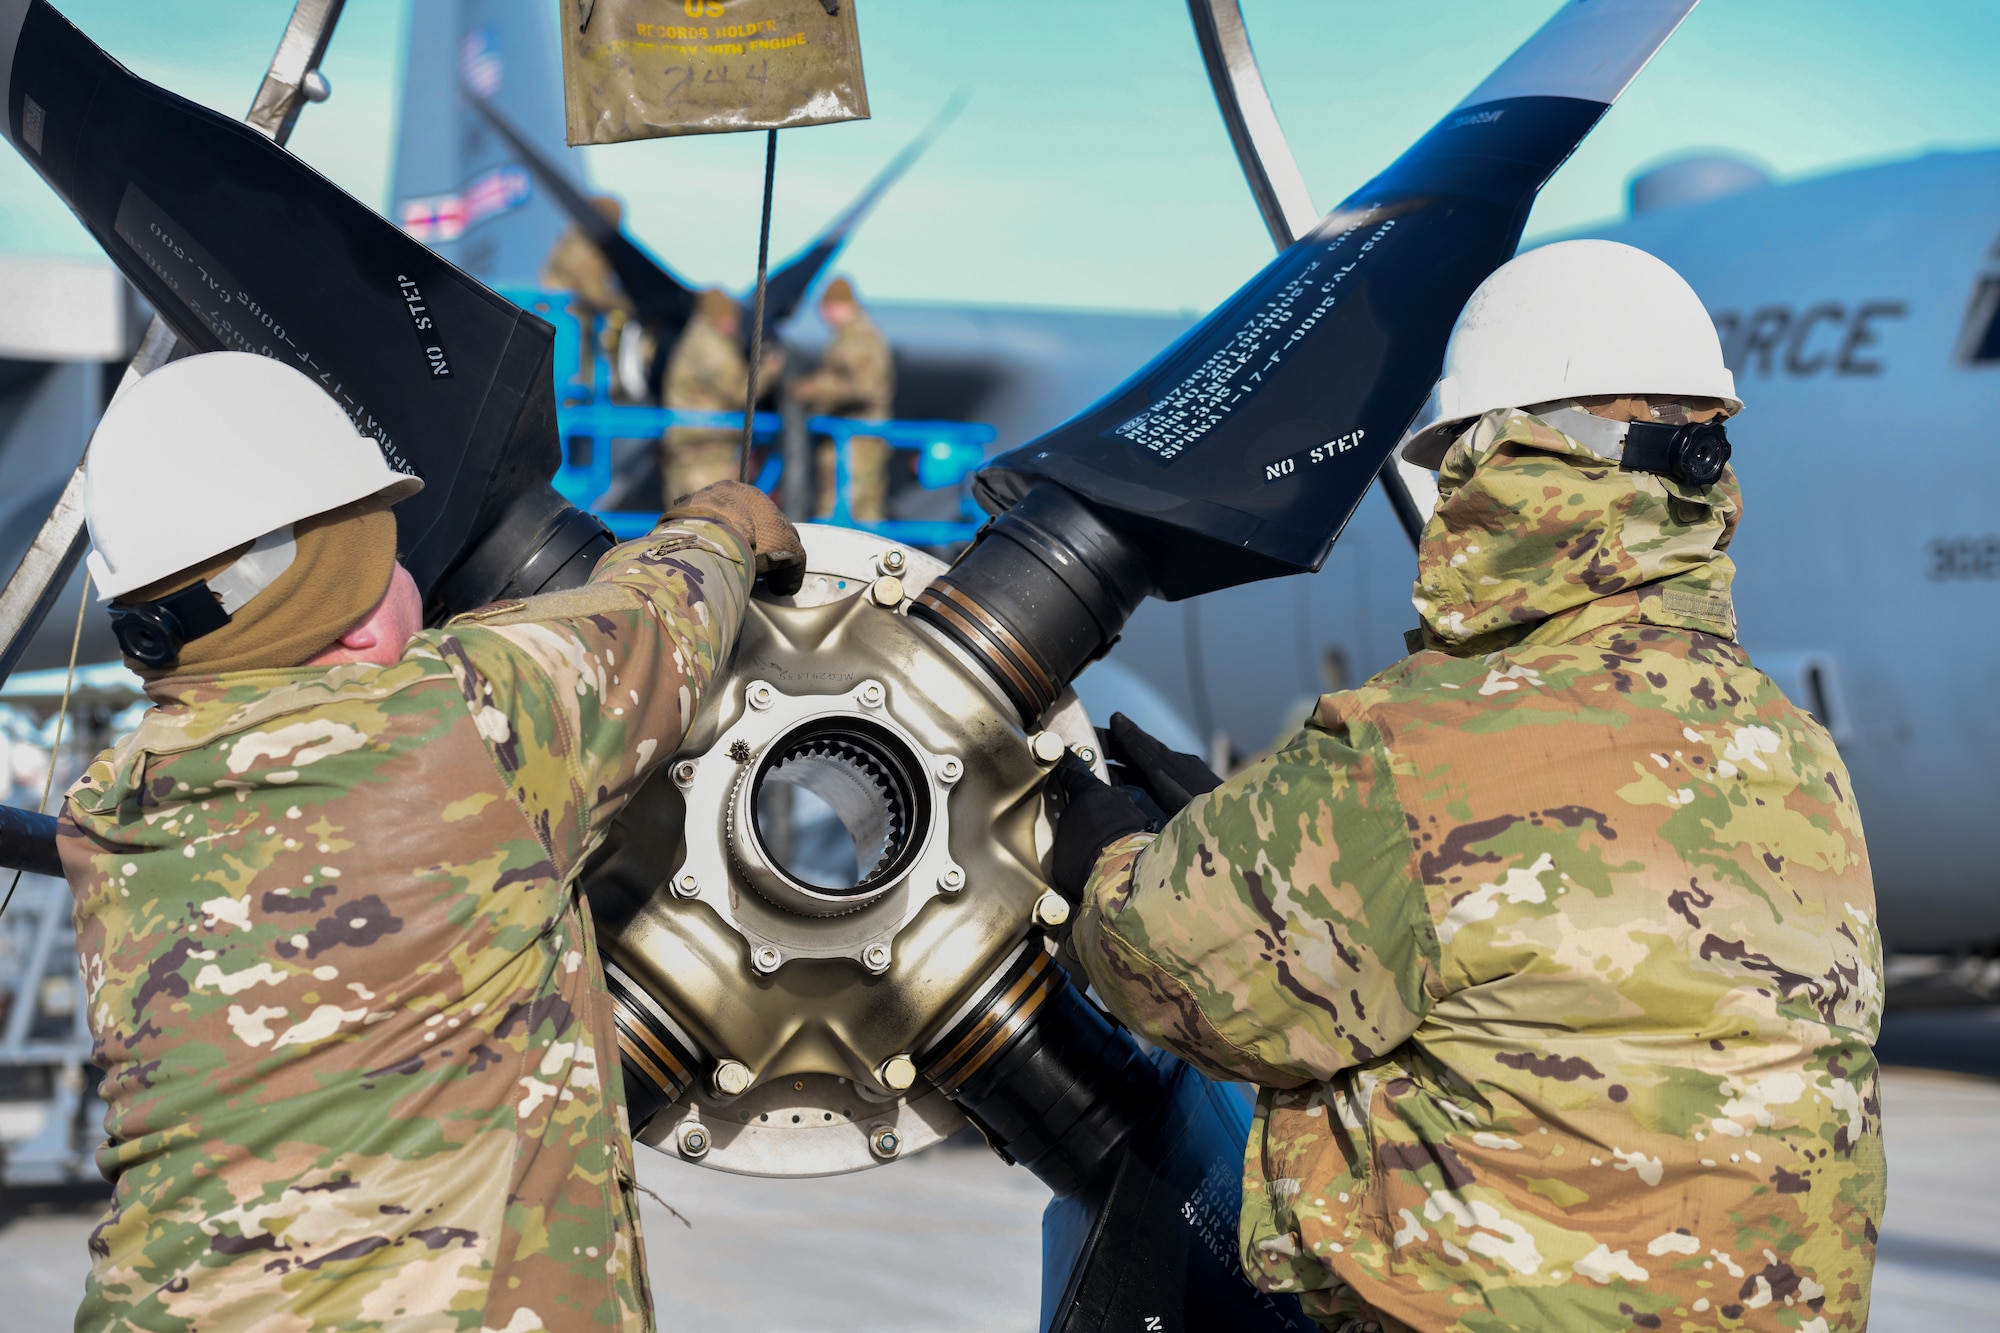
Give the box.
[1413,407,1742,649]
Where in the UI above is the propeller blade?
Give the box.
[1,0,566,608]
[758,91,967,330]
[1186,0,1427,548]
[465,89,697,334]
[978,0,1703,600]
[1185,0,1317,252]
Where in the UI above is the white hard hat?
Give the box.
[84,353,422,601]
[1397,240,1740,469]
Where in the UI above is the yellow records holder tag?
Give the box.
[562,0,870,145]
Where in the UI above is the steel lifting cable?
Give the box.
[0,571,91,921]
[739,128,780,483]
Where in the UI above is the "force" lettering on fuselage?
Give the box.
[1711,300,1907,378]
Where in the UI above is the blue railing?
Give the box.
[501,287,994,548]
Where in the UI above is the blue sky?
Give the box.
[4,0,1998,312]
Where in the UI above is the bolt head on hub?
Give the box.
[751,945,782,974]
[711,1060,753,1098]
[862,943,892,974]
[1030,731,1067,764]
[868,1124,902,1159]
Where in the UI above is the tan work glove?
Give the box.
[664,480,807,595]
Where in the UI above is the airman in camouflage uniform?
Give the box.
[60,465,801,1326]
[794,277,895,522]
[1070,403,1883,1332]
[541,195,638,398]
[540,196,635,324]
[662,288,778,505]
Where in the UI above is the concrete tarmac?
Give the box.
[0,1136,1050,1333]
[1,1011,1995,1331]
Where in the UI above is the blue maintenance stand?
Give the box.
[502,288,994,548]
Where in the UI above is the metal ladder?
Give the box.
[0,869,99,1188]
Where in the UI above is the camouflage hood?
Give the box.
[1411,407,1741,653]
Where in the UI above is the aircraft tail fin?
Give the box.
[390,0,579,286]
[973,0,1702,600]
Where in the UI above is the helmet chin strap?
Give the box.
[1531,406,1643,462]
[205,527,298,614]
[1532,405,1731,491]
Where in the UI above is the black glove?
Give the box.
[1104,712,1220,818]
[1047,753,1154,903]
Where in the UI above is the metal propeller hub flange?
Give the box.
[583,524,1101,1177]
[688,673,957,947]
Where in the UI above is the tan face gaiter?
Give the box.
[118,494,400,681]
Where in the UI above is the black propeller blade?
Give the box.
[466,89,697,334]
[1,0,569,609]
[758,91,966,331]
[976,0,1701,600]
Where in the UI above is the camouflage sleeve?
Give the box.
[428,518,753,877]
[1073,715,1439,1088]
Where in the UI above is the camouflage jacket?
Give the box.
[664,316,749,417]
[1075,409,1883,1333]
[57,520,752,1332]
[795,312,893,421]
[540,227,634,319]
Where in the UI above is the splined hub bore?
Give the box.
[739,717,931,916]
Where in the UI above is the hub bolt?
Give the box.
[935,756,963,783]
[672,871,699,898]
[747,681,775,711]
[869,1124,902,1159]
[1030,731,1067,764]
[676,1122,711,1159]
[1033,890,1072,929]
[880,549,907,573]
[938,865,965,893]
[869,575,905,607]
[862,943,892,974]
[858,680,885,708]
[712,1060,753,1098]
[752,945,782,974]
[672,759,698,785]
[878,1055,917,1092]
